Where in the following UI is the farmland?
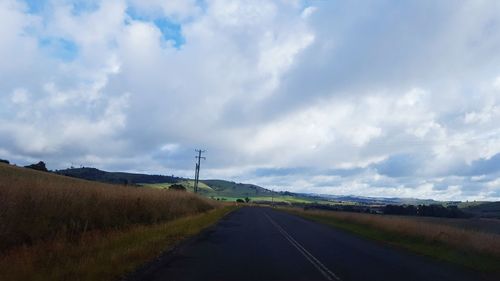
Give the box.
[142,179,336,204]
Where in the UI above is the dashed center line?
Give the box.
[264,212,342,281]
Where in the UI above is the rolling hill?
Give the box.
[56,167,181,184]
[52,167,500,212]
[56,167,281,201]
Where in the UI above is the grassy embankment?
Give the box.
[0,163,236,280]
[283,208,500,273]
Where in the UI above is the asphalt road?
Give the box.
[129,207,494,281]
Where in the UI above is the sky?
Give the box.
[1,0,500,201]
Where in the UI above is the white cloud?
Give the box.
[160,143,180,153]
[10,88,29,104]
[2,0,500,200]
[301,6,317,19]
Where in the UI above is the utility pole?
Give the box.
[193,149,206,193]
[271,189,274,207]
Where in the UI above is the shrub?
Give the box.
[383,204,468,218]
[24,161,48,172]
[169,184,187,191]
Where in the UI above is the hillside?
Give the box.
[0,163,215,252]
[316,194,439,206]
[0,162,233,281]
[56,167,181,184]
[201,180,273,197]
[56,167,281,202]
[50,167,499,210]
[461,202,500,219]
[145,180,214,193]
[141,180,280,201]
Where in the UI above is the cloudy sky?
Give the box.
[2,0,500,200]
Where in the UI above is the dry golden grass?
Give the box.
[0,163,217,252]
[0,206,237,281]
[289,208,500,257]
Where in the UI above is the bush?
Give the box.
[383,204,467,218]
[0,159,9,164]
[24,161,48,172]
[236,199,245,203]
[169,184,187,191]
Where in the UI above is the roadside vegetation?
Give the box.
[0,206,237,281]
[284,208,500,273]
[0,163,235,280]
[0,163,216,252]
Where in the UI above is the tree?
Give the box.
[244,197,251,203]
[236,198,245,203]
[24,161,48,172]
[169,184,187,191]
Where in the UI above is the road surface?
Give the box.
[128,207,493,281]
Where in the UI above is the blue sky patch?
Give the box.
[126,7,186,49]
[375,154,421,178]
[464,153,500,176]
[39,37,79,61]
[153,18,185,49]
[125,6,148,22]
[70,0,99,15]
[24,0,48,14]
[24,0,99,15]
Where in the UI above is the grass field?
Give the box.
[209,195,349,205]
[0,163,237,280]
[283,208,500,272]
[0,163,217,252]
[402,216,500,235]
[206,195,313,203]
[0,206,237,281]
[142,180,213,193]
[142,180,338,205]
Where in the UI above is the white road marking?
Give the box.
[264,212,342,281]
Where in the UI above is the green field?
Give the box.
[140,180,351,205]
[142,180,213,193]
[208,196,308,203]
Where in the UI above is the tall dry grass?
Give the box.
[0,163,216,252]
[0,206,237,281]
[294,209,500,257]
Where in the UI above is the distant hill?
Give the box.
[55,167,275,200]
[201,180,273,197]
[141,179,277,200]
[56,167,181,185]
[52,167,497,210]
[313,194,439,206]
[461,202,500,219]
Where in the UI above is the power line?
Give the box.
[194,149,206,193]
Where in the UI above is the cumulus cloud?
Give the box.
[1,0,500,200]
